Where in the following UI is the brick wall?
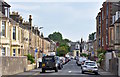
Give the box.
[0,56,27,75]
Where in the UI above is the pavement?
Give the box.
[15,60,117,77]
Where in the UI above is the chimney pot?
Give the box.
[29,15,32,28]
[16,12,18,15]
[29,15,32,19]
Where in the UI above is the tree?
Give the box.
[48,32,63,42]
[89,32,96,41]
[56,45,69,56]
[48,32,71,56]
[63,39,71,43]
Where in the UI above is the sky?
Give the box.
[6,0,106,42]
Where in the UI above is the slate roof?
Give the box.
[70,42,80,51]
[9,18,18,25]
[0,0,11,7]
[0,11,6,18]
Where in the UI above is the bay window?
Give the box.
[2,47,6,56]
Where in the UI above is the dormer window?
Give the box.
[75,44,80,50]
[4,7,10,18]
[0,1,11,18]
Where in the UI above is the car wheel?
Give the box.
[59,65,62,70]
[58,66,61,70]
[82,71,84,74]
[95,72,98,75]
[42,69,45,73]
[61,65,63,68]
[55,67,58,72]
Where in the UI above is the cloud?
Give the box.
[8,2,104,41]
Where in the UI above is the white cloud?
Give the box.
[7,2,104,41]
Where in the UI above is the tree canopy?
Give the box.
[48,32,63,42]
[48,32,71,56]
[89,32,96,41]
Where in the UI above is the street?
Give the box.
[10,60,118,77]
[39,60,82,75]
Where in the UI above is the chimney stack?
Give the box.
[10,11,20,23]
[19,16,23,24]
[29,15,32,26]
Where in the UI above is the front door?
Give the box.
[76,51,79,56]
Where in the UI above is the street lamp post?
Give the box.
[38,27,43,68]
[38,27,43,57]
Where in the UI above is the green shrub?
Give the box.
[27,54,35,64]
[81,53,88,57]
[96,49,106,63]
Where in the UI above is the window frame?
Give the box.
[13,49,16,56]
[13,26,16,40]
[1,47,6,56]
[1,21,6,37]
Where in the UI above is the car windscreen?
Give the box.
[85,62,95,66]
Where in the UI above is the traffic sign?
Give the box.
[35,49,38,53]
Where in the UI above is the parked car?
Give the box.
[42,56,58,73]
[65,57,69,63]
[76,57,87,66]
[70,56,74,59]
[81,60,98,74]
[74,56,79,60]
[56,56,63,69]
[59,57,65,65]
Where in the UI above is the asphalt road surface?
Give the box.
[39,60,84,75]
[5,60,117,77]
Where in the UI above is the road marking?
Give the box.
[33,72,40,75]
[68,71,72,73]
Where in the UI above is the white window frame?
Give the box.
[13,26,16,40]
[1,21,6,37]
[13,49,16,56]
[1,47,6,56]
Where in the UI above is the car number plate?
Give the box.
[88,70,92,72]
[42,64,45,67]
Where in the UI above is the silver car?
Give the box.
[81,60,98,74]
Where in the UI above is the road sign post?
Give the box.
[35,49,38,68]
